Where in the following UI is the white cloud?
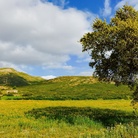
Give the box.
[0,0,96,71]
[41,75,56,79]
[102,0,112,17]
[115,0,138,10]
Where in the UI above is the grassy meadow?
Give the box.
[0,72,138,137]
[0,100,138,138]
[18,82,131,100]
[1,76,132,100]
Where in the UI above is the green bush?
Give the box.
[4,93,14,96]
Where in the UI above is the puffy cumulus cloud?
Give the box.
[0,0,96,70]
[115,0,138,10]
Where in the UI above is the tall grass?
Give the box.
[0,100,137,137]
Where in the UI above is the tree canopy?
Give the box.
[80,5,138,102]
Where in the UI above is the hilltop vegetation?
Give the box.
[0,68,44,87]
[17,76,132,100]
[0,69,137,137]
[0,68,132,100]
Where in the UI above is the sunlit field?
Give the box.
[0,100,138,138]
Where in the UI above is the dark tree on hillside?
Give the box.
[80,5,138,103]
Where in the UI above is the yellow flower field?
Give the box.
[0,100,136,138]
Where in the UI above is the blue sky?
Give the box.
[0,0,138,79]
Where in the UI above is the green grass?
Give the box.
[17,76,132,100]
[0,95,23,100]
[26,106,136,126]
[0,73,133,100]
[0,100,138,138]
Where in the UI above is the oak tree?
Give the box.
[80,5,138,102]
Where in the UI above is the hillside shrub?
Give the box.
[4,93,14,96]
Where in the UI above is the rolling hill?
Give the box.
[0,68,132,100]
[0,68,44,87]
[18,76,132,100]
